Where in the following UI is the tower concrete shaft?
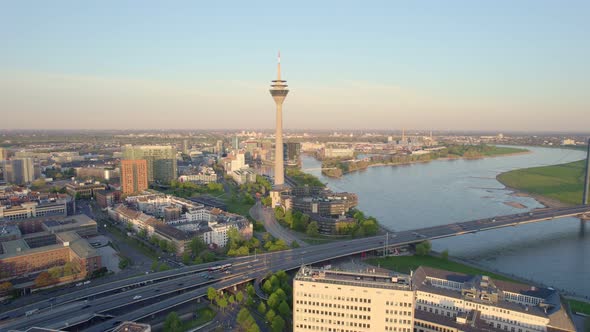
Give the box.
[583,138,590,205]
[270,52,289,187]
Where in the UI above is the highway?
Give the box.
[1,204,588,331]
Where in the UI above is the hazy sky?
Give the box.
[1,1,589,132]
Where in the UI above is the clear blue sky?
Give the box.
[1,1,589,131]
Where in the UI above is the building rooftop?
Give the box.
[42,214,96,231]
[56,231,98,259]
[413,266,563,318]
[1,239,31,255]
[295,265,412,291]
[0,224,21,239]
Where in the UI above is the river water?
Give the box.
[300,146,590,298]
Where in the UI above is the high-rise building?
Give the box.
[232,136,240,150]
[182,139,189,154]
[121,159,149,194]
[293,265,415,332]
[284,142,301,166]
[122,145,177,184]
[270,51,288,188]
[0,147,7,160]
[3,158,36,185]
[216,140,224,156]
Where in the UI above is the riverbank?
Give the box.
[497,159,586,207]
[322,148,530,178]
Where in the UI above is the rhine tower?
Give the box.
[270,51,289,187]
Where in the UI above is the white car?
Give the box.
[133,295,142,300]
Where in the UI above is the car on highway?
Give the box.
[132,295,142,300]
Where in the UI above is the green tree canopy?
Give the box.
[306,221,320,237]
[163,312,183,332]
[271,315,286,332]
[278,300,291,318]
[416,241,432,256]
[258,301,267,314]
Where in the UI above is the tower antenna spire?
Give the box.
[277,50,281,80]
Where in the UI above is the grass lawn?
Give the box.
[182,307,216,331]
[224,198,254,217]
[568,299,590,315]
[366,255,516,282]
[497,160,586,205]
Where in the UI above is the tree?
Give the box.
[278,300,291,318]
[269,275,279,289]
[284,210,293,227]
[441,249,449,260]
[35,272,55,288]
[361,218,379,236]
[138,228,147,239]
[237,308,250,326]
[246,284,255,297]
[265,309,276,323]
[261,196,272,207]
[228,294,235,305]
[274,288,287,303]
[262,280,273,295]
[151,261,159,271]
[150,235,159,245]
[31,178,46,190]
[63,262,79,276]
[306,221,320,237]
[246,323,261,332]
[217,295,228,312]
[416,241,432,256]
[236,290,244,303]
[258,301,267,314]
[163,312,183,332]
[48,266,62,279]
[118,258,130,269]
[182,252,191,265]
[159,239,170,252]
[267,293,280,309]
[274,207,285,220]
[271,315,286,332]
[190,237,207,255]
[207,287,217,302]
[291,240,300,248]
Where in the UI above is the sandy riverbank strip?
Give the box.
[503,201,527,209]
[498,184,571,209]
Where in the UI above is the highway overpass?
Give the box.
[1,204,589,331]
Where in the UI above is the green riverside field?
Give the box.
[497,160,587,205]
[366,255,515,282]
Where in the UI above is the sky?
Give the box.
[1,1,589,132]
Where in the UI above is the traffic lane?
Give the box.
[1,260,229,319]
[3,260,256,329]
[0,273,216,331]
[85,275,249,332]
[20,270,248,331]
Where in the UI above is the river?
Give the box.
[300,146,589,298]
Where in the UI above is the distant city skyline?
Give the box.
[1,1,589,132]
